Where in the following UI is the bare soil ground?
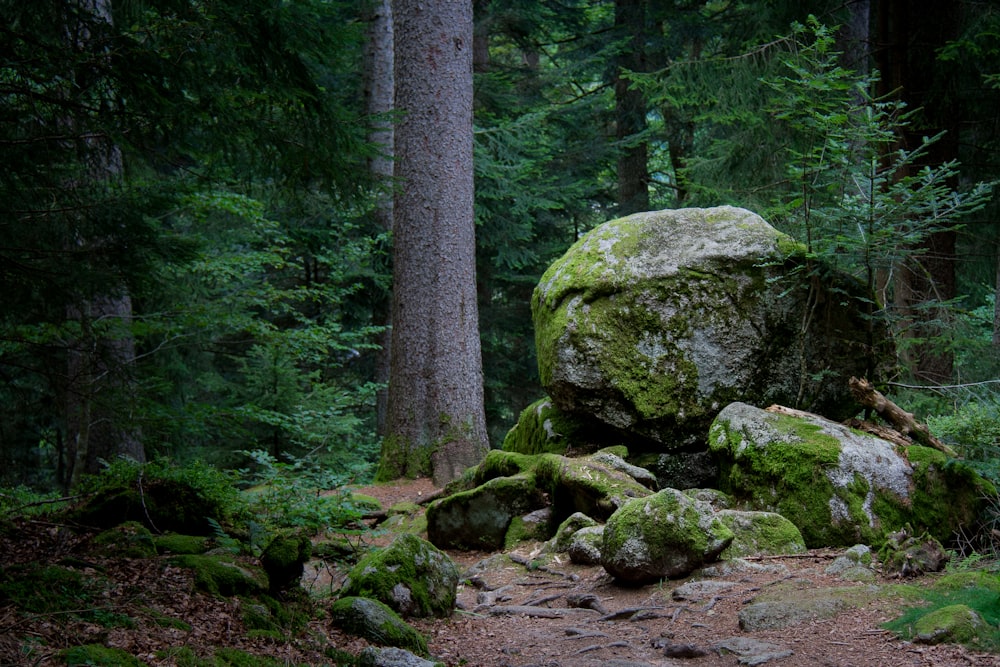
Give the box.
[1,478,998,667]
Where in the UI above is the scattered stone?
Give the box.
[358,646,442,667]
[601,488,733,584]
[330,597,429,656]
[340,533,459,618]
[739,598,845,632]
[825,545,876,582]
[712,637,793,665]
[671,579,737,602]
[662,642,709,659]
[566,592,609,614]
[567,526,604,565]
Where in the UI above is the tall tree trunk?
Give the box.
[874,0,961,384]
[614,0,649,215]
[64,0,144,487]
[381,0,489,486]
[363,0,395,438]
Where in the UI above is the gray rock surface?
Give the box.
[710,401,992,547]
[532,206,889,450]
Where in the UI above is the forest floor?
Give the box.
[1,478,998,667]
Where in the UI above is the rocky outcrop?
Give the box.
[426,449,652,551]
[601,488,733,584]
[340,534,459,618]
[709,402,994,547]
[532,206,889,454]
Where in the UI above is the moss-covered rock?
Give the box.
[330,596,429,656]
[532,206,890,451]
[716,510,806,559]
[913,604,989,645]
[544,511,600,553]
[92,521,157,558]
[501,397,588,455]
[68,477,229,535]
[170,554,268,596]
[709,402,994,548]
[879,527,949,577]
[340,534,458,618]
[601,488,733,584]
[153,533,210,555]
[259,533,311,592]
[426,449,654,552]
[427,473,545,551]
[567,525,604,565]
[535,451,652,522]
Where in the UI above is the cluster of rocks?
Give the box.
[332,206,996,661]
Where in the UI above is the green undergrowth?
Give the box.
[883,568,1000,651]
[0,563,134,629]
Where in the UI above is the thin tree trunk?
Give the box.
[363,0,395,438]
[382,0,489,486]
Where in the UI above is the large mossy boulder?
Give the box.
[709,402,994,547]
[340,534,458,618]
[601,488,733,584]
[532,206,889,451]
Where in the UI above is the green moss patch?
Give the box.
[330,596,428,656]
[884,573,1000,650]
[62,644,149,666]
[169,555,268,596]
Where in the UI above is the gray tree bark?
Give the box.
[381,0,489,485]
[64,0,144,487]
[363,0,395,438]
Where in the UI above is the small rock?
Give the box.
[663,643,709,659]
[712,637,793,666]
[358,646,440,667]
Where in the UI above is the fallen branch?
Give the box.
[848,377,957,457]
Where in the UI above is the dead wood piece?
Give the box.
[488,605,598,618]
[843,419,912,448]
[565,592,609,615]
[523,593,563,607]
[596,606,666,622]
[848,377,957,457]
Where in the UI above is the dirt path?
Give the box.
[353,479,1000,667]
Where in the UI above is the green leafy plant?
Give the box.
[240,449,369,537]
